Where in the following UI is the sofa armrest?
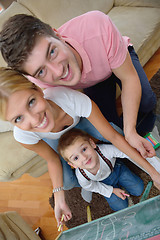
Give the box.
[0,211,41,240]
[0,132,47,181]
[114,0,160,8]
[0,1,34,67]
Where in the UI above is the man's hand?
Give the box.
[125,131,155,158]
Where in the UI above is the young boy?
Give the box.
[58,129,144,211]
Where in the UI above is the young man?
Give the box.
[0,11,156,159]
[58,128,144,211]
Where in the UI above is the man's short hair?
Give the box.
[0,14,59,71]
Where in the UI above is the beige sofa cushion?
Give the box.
[0,131,47,181]
[0,120,13,132]
[108,6,160,65]
[18,0,114,28]
[114,0,160,7]
[0,2,33,30]
[0,2,33,67]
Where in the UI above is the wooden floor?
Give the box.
[0,48,159,240]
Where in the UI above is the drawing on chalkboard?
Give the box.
[57,195,160,240]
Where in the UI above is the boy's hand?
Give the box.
[112,188,129,200]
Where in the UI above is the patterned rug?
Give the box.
[49,69,160,229]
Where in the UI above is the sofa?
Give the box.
[0,211,41,240]
[0,0,160,182]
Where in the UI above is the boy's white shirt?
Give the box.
[76,144,160,198]
[76,144,128,198]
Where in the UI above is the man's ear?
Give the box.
[67,161,77,169]
[89,138,96,149]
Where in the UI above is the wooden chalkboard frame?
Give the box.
[57,195,160,240]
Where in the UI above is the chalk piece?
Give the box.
[144,133,160,149]
[140,181,153,202]
[146,137,155,147]
[146,234,160,240]
[58,214,64,232]
[87,205,92,222]
[122,193,130,197]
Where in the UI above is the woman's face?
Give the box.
[5,88,55,132]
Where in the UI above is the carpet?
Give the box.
[49,69,160,229]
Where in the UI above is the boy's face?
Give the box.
[5,88,56,133]
[22,36,82,87]
[63,137,99,172]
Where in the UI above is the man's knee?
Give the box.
[140,92,156,113]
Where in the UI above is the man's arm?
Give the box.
[87,100,160,190]
[112,51,155,158]
[21,140,72,225]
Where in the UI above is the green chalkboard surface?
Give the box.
[58,195,160,240]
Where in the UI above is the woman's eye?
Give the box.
[29,98,35,107]
[15,116,22,123]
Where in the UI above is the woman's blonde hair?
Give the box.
[0,67,38,120]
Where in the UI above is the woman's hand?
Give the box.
[54,191,72,230]
[125,130,155,159]
[112,188,129,200]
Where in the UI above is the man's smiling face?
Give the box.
[22,36,82,87]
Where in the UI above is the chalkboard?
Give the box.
[57,195,160,240]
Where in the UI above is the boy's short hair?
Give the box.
[58,129,91,162]
[0,14,59,71]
